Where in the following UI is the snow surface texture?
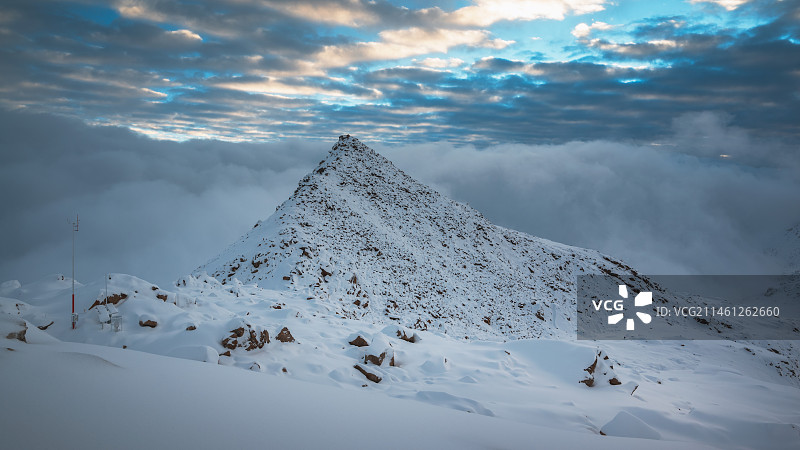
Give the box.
[1,273,799,449]
[196,135,658,340]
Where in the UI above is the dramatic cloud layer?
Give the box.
[1,111,797,287]
[0,0,797,144]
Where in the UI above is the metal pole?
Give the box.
[72,214,79,329]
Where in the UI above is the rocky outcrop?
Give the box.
[221,324,269,351]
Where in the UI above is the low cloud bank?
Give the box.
[1,110,797,287]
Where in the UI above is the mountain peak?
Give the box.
[196,136,640,339]
[331,134,369,154]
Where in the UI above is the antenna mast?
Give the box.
[72,214,79,329]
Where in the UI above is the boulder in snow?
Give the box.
[276,326,295,343]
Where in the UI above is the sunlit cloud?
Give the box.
[690,0,750,11]
[315,28,513,68]
[263,0,379,27]
[571,21,615,38]
[167,29,202,41]
[449,0,608,27]
[216,77,380,100]
[416,57,466,69]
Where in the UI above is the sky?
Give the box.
[0,0,799,286]
[1,0,798,144]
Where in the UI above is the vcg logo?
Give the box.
[592,284,653,330]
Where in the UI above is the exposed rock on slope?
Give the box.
[196,136,649,339]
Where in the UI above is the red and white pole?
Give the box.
[71,214,79,329]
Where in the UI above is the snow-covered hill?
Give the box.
[2,273,799,449]
[196,135,655,339]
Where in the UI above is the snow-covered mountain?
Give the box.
[196,135,651,339]
[3,136,799,448]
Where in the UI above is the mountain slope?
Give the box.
[196,135,650,339]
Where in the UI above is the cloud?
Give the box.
[571,21,614,38]
[378,112,800,275]
[0,110,328,286]
[448,0,608,27]
[1,0,798,145]
[261,0,380,27]
[2,110,796,291]
[167,29,202,41]
[689,0,750,11]
[314,27,513,68]
[214,76,380,100]
[416,57,465,69]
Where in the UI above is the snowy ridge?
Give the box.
[196,135,653,339]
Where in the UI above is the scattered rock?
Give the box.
[584,356,598,375]
[186,325,197,331]
[397,330,418,343]
[354,364,381,383]
[220,350,231,357]
[282,367,288,373]
[89,293,128,309]
[139,319,157,328]
[6,324,27,343]
[276,327,295,343]
[349,335,369,347]
[37,321,54,330]
[581,350,621,387]
[156,293,168,302]
[364,351,386,366]
[221,324,269,351]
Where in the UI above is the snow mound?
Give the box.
[168,345,219,363]
[601,411,661,440]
